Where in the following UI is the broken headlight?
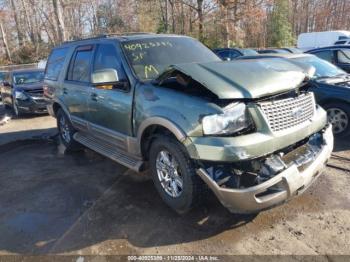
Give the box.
[15,90,28,100]
[202,103,253,135]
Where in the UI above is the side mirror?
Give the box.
[92,68,119,85]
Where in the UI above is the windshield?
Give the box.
[122,37,220,80]
[13,71,44,85]
[292,56,346,78]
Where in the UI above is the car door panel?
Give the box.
[63,45,94,122]
[87,43,133,137]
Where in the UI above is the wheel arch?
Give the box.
[137,117,187,160]
[51,100,71,121]
[319,97,350,108]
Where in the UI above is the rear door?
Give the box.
[63,45,95,122]
[87,42,133,137]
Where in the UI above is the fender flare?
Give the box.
[51,99,71,121]
[137,117,187,148]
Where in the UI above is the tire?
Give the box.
[149,135,207,214]
[56,109,80,150]
[324,102,350,138]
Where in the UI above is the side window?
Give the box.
[67,46,93,83]
[230,51,241,59]
[93,43,127,81]
[335,41,346,45]
[217,50,230,60]
[312,50,334,63]
[337,50,350,63]
[45,47,69,80]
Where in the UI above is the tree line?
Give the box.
[0,0,349,64]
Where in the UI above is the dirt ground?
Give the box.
[0,103,349,257]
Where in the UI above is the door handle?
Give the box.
[91,92,98,101]
[63,87,68,94]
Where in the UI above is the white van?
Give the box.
[297,31,350,50]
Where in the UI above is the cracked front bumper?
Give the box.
[16,98,48,114]
[197,125,333,214]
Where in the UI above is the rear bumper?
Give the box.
[197,125,333,214]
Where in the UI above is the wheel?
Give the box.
[324,102,350,137]
[149,135,207,214]
[56,109,80,150]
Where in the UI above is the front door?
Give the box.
[87,43,133,138]
[63,45,95,122]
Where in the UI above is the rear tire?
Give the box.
[324,102,350,138]
[149,135,207,214]
[56,109,80,151]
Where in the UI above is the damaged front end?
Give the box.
[197,125,333,214]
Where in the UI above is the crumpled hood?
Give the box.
[158,59,308,99]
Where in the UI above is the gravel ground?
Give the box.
[0,103,349,257]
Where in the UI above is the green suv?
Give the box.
[45,33,333,214]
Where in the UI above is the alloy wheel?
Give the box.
[59,115,71,143]
[327,107,349,134]
[156,150,184,198]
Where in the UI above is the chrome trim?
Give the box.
[258,93,316,132]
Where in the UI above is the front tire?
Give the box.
[324,102,350,137]
[149,135,206,214]
[56,109,80,150]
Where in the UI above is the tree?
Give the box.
[0,16,11,62]
[268,0,295,47]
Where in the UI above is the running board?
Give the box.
[73,132,144,172]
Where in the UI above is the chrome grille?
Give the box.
[258,93,315,132]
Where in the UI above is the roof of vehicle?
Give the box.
[213,48,258,55]
[238,53,314,60]
[58,33,193,47]
[307,45,350,52]
[10,68,44,74]
[258,49,291,54]
[280,47,303,53]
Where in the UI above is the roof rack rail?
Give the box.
[62,32,155,44]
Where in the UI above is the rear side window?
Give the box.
[312,50,334,63]
[67,46,93,83]
[45,47,69,80]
